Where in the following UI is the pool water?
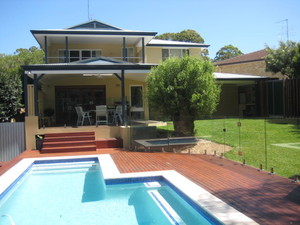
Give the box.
[0,158,222,225]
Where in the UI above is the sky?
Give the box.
[0,0,299,59]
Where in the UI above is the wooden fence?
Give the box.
[284,78,300,117]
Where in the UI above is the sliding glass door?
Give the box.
[55,86,106,125]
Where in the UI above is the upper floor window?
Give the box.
[59,49,102,62]
[121,47,134,62]
[162,49,189,61]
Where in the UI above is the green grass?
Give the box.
[158,118,300,178]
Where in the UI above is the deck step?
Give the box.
[41,132,96,154]
[44,135,95,142]
[44,132,95,137]
[43,140,96,148]
[41,145,96,154]
[96,138,123,148]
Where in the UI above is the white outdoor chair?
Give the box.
[75,106,91,126]
[95,105,108,125]
[112,105,125,125]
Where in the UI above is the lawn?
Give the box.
[158,118,300,178]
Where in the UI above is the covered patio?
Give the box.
[22,58,155,150]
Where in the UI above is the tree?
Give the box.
[155,29,204,43]
[0,47,44,120]
[147,56,220,136]
[214,45,243,62]
[265,41,300,78]
[0,72,23,121]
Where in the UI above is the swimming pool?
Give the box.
[0,155,258,225]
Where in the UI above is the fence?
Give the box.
[0,122,25,162]
[129,116,300,180]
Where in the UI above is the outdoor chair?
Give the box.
[112,105,125,125]
[75,106,91,126]
[95,105,108,125]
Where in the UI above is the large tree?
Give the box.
[147,56,220,136]
[265,41,300,78]
[155,29,204,43]
[0,47,44,121]
[214,45,243,62]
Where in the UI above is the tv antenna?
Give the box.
[87,0,92,21]
[276,19,289,41]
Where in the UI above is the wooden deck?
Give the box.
[0,148,299,225]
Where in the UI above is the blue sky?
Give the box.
[0,0,299,58]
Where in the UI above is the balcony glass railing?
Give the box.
[46,56,143,64]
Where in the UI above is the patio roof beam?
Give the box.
[44,36,48,64]
[113,73,121,81]
[65,36,69,63]
[23,73,28,116]
[37,73,45,82]
[34,74,39,116]
[122,37,127,61]
[142,37,145,63]
[121,69,126,125]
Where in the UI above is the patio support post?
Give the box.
[33,74,39,116]
[65,36,69,63]
[44,36,48,64]
[122,37,127,61]
[121,69,126,125]
[24,73,28,116]
[142,37,145,63]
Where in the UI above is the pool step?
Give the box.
[41,132,96,153]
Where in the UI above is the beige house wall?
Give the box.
[48,42,204,64]
[214,85,239,116]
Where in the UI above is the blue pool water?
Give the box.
[0,158,223,225]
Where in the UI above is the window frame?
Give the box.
[58,49,102,62]
[162,48,189,61]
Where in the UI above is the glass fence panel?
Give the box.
[266,118,300,179]
[237,118,266,168]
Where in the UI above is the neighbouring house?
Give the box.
[214,49,282,78]
[213,49,294,118]
[22,20,272,150]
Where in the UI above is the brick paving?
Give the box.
[1,148,299,225]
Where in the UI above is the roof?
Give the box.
[31,20,157,36]
[147,39,209,48]
[22,57,156,75]
[67,20,122,30]
[214,49,268,66]
[214,72,268,80]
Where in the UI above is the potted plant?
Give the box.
[35,134,44,150]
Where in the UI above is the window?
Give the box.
[59,49,102,62]
[131,86,143,108]
[121,47,134,62]
[162,49,189,61]
[130,86,144,119]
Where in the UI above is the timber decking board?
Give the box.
[0,149,299,225]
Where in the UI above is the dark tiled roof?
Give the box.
[214,49,267,66]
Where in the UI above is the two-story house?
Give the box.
[22,20,210,149]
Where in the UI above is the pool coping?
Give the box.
[0,154,258,225]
